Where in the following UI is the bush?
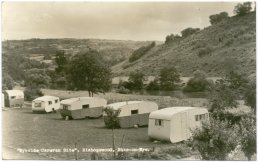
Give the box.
[116,86,130,94]
[103,107,121,129]
[209,12,229,25]
[181,28,200,37]
[183,70,210,92]
[129,42,155,62]
[191,118,239,160]
[146,79,160,91]
[234,2,252,16]
[198,46,212,57]
[24,86,44,101]
[165,34,181,44]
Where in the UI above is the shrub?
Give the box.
[191,118,239,160]
[198,46,212,57]
[159,67,181,91]
[209,12,229,25]
[183,70,210,92]
[103,107,121,129]
[116,86,130,94]
[24,86,44,101]
[234,2,252,16]
[165,34,181,44]
[129,42,155,62]
[146,79,160,91]
[181,28,200,37]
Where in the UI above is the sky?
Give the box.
[2,2,244,41]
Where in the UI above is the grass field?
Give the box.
[2,107,186,160]
[6,87,253,160]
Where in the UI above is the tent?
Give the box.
[4,90,24,108]
[32,95,60,113]
[104,101,158,128]
[59,97,107,119]
[148,107,209,143]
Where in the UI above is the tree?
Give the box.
[127,71,146,90]
[209,12,229,25]
[24,85,44,101]
[146,78,160,91]
[209,71,247,112]
[239,117,256,161]
[183,70,210,92]
[181,28,200,37]
[103,107,121,159]
[55,50,67,74]
[191,118,239,160]
[234,2,252,16]
[165,34,181,44]
[209,79,239,112]
[159,67,180,91]
[2,73,14,90]
[66,50,112,96]
[24,68,51,88]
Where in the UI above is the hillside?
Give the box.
[112,12,256,78]
[2,38,152,66]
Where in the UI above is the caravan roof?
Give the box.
[108,101,143,110]
[149,107,206,120]
[33,95,59,102]
[5,90,24,97]
[60,97,104,105]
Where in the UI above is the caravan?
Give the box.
[32,96,60,113]
[59,97,107,119]
[4,90,24,108]
[104,101,158,128]
[148,107,209,143]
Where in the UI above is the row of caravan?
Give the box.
[32,95,209,143]
[2,90,209,143]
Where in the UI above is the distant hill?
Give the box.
[2,38,154,66]
[112,12,256,79]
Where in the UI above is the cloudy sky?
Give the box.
[2,2,242,41]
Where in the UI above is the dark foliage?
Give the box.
[234,2,252,16]
[165,34,181,44]
[146,78,160,91]
[103,107,121,129]
[183,70,210,92]
[209,12,229,25]
[24,85,44,101]
[129,42,155,62]
[159,67,181,91]
[66,50,112,96]
[181,28,200,37]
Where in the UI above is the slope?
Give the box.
[112,12,256,78]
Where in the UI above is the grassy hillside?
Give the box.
[2,38,152,66]
[112,12,256,78]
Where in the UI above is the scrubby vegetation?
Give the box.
[129,42,155,62]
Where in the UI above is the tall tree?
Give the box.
[55,50,67,74]
[127,71,146,90]
[67,50,112,96]
[234,2,252,16]
[159,67,180,90]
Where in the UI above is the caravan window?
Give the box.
[48,101,52,105]
[155,119,164,126]
[10,96,16,99]
[195,114,208,121]
[34,102,41,107]
[131,110,138,115]
[63,105,69,110]
[55,99,59,103]
[82,104,89,109]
